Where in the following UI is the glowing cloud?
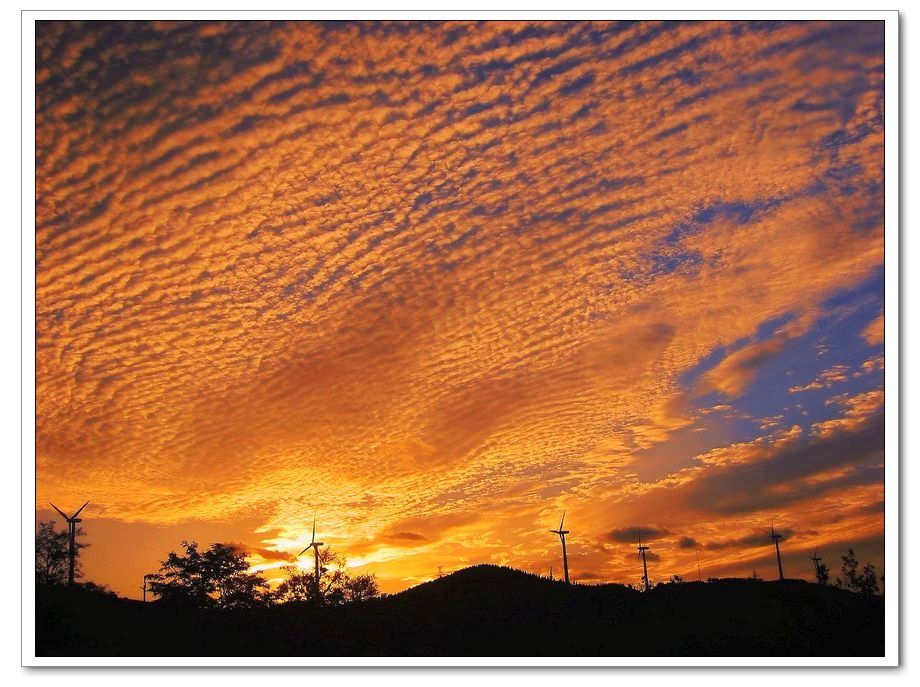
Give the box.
[35,20,885,597]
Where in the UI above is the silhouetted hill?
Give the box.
[36,565,883,657]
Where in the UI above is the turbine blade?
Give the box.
[299,547,309,557]
[73,500,90,518]
[559,510,566,531]
[311,513,316,545]
[49,503,68,520]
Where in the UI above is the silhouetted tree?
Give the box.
[148,541,272,608]
[276,547,379,605]
[835,549,880,597]
[814,560,830,585]
[668,575,684,584]
[276,565,314,602]
[345,573,381,603]
[36,520,87,585]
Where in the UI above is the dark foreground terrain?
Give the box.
[37,565,883,657]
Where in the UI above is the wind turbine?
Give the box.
[298,514,325,601]
[548,511,570,584]
[637,528,651,592]
[49,500,89,586]
[770,522,784,581]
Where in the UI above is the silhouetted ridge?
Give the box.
[400,564,620,599]
[36,569,883,657]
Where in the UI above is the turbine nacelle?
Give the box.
[297,513,326,556]
[298,542,324,556]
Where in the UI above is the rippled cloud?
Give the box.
[35,19,885,596]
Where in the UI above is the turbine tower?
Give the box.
[49,500,89,586]
[770,522,784,581]
[637,528,651,592]
[298,514,325,601]
[548,511,570,584]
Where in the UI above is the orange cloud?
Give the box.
[789,364,850,393]
[862,314,884,346]
[34,20,885,597]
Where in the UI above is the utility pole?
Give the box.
[696,550,702,582]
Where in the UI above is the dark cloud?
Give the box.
[705,529,795,551]
[608,526,670,543]
[251,547,297,563]
[386,531,428,542]
[676,536,700,549]
[575,570,605,581]
[220,541,296,563]
[684,411,883,516]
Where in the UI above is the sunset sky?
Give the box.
[35,19,885,598]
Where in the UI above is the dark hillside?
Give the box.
[36,565,883,657]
